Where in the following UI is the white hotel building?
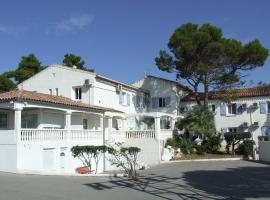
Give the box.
[0,64,269,173]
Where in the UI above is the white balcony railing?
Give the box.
[20,129,103,142]
[126,130,156,139]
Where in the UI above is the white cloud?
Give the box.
[52,14,94,34]
[0,24,28,36]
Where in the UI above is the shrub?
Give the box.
[224,132,251,154]
[165,138,178,148]
[203,135,222,153]
[179,138,194,154]
[237,140,254,158]
[107,143,141,179]
[195,144,206,155]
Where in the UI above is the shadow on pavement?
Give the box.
[84,165,270,200]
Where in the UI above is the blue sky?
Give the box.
[0,0,269,87]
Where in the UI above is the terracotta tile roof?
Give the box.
[182,86,270,101]
[0,90,123,113]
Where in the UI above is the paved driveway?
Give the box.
[0,160,269,200]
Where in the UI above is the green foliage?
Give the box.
[179,138,194,154]
[202,135,222,153]
[258,136,269,141]
[71,145,108,174]
[141,117,154,129]
[224,132,251,154]
[63,53,94,72]
[0,74,16,92]
[165,138,178,148]
[14,54,45,83]
[155,23,269,107]
[237,140,254,157]
[176,105,216,139]
[107,143,141,179]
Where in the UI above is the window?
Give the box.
[228,127,238,132]
[22,114,38,128]
[83,119,88,129]
[75,87,82,100]
[228,103,237,114]
[212,104,216,112]
[49,89,52,95]
[55,88,58,96]
[159,98,166,108]
[119,92,130,106]
[268,101,270,112]
[136,95,144,108]
[0,113,8,129]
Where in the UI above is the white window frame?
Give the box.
[227,103,237,115]
[158,97,166,108]
[74,87,82,100]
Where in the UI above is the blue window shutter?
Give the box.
[220,103,226,116]
[152,97,158,109]
[119,93,123,105]
[236,103,242,114]
[127,93,130,106]
[261,126,268,136]
[165,97,171,107]
[259,101,267,114]
[135,96,139,107]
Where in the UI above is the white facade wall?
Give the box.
[182,96,270,146]
[133,77,186,116]
[94,79,140,113]
[18,65,95,104]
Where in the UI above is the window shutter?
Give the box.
[259,101,267,114]
[152,97,158,109]
[220,103,226,116]
[261,126,268,136]
[165,97,171,107]
[127,93,130,106]
[236,103,242,114]
[119,92,123,105]
[135,96,140,107]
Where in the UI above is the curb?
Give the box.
[12,171,125,177]
[161,157,242,163]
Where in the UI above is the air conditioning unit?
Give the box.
[242,103,247,109]
[84,79,93,87]
[242,122,248,127]
[253,102,258,108]
[253,121,259,127]
[116,84,122,93]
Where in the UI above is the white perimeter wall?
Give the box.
[0,130,17,172]
[259,141,270,162]
[17,138,104,174]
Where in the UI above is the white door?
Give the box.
[43,148,55,170]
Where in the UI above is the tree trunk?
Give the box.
[203,75,209,109]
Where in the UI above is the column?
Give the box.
[155,116,161,162]
[14,108,22,142]
[108,116,113,141]
[155,117,161,139]
[65,111,72,140]
[171,118,176,130]
[38,109,43,129]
